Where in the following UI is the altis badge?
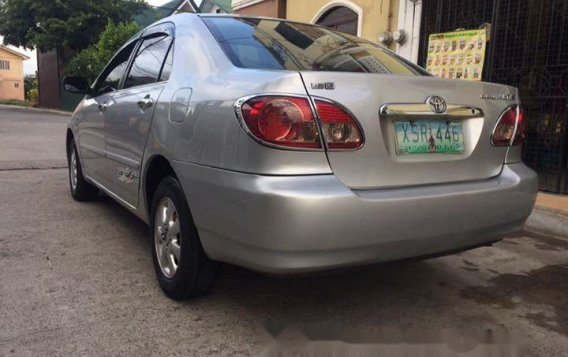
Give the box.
[480,93,516,101]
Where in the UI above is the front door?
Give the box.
[76,95,108,186]
[105,27,174,206]
[78,41,138,188]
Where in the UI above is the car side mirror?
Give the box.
[63,76,91,95]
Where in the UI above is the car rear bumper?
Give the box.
[173,161,538,274]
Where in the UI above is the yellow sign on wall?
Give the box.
[426,29,487,81]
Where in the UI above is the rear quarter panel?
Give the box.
[139,15,331,218]
[145,15,330,175]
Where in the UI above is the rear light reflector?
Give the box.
[238,96,321,149]
[315,100,364,150]
[512,106,527,145]
[492,105,527,147]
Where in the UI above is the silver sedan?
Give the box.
[63,14,537,299]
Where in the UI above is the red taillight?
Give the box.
[239,96,321,149]
[315,100,364,150]
[237,96,364,150]
[512,107,527,145]
[492,105,527,147]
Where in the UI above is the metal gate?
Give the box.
[419,0,568,193]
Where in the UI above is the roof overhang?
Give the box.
[0,45,30,60]
[232,0,266,11]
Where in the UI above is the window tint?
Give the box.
[97,42,136,95]
[203,17,429,76]
[124,35,172,89]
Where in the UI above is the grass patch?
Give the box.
[0,99,34,107]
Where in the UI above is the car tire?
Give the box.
[150,176,216,299]
[68,139,99,201]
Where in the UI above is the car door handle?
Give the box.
[137,95,153,111]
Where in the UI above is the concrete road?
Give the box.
[0,108,567,356]
[0,108,68,171]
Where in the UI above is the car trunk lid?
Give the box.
[301,72,518,189]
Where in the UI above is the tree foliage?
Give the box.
[0,0,147,53]
[64,21,141,82]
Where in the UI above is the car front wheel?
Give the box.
[68,139,98,201]
[150,176,216,299]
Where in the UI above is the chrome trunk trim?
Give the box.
[380,103,483,118]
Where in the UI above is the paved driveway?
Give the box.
[0,108,567,356]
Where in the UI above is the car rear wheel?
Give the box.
[68,139,99,201]
[150,176,216,299]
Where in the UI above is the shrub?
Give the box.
[24,74,39,105]
[64,21,141,83]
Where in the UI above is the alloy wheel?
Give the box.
[70,148,78,191]
[154,197,182,278]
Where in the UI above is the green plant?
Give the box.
[64,21,141,82]
[24,74,38,104]
[0,0,147,52]
[0,99,33,106]
[28,89,39,105]
[0,0,147,62]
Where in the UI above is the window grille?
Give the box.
[420,0,568,193]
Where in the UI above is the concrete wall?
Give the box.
[0,48,26,101]
[286,0,399,49]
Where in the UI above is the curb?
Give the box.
[0,104,72,116]
[525,207,568,238]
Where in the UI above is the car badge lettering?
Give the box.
[480,93,516,101]
[311,82,335,90]
[427,96,447,114]
[115,167,138,184]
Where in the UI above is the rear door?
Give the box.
[104,23,174,206]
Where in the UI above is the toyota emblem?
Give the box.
[427,96,447,114]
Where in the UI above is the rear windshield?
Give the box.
[202,16,429,75]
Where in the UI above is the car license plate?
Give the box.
[394,120,465,155]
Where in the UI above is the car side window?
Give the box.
[124,35,172,89]
[96,42,137,96]
[159,44,174,82]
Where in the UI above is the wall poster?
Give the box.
[426,29,487,81]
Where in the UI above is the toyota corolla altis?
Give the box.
[63,14,538,299]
